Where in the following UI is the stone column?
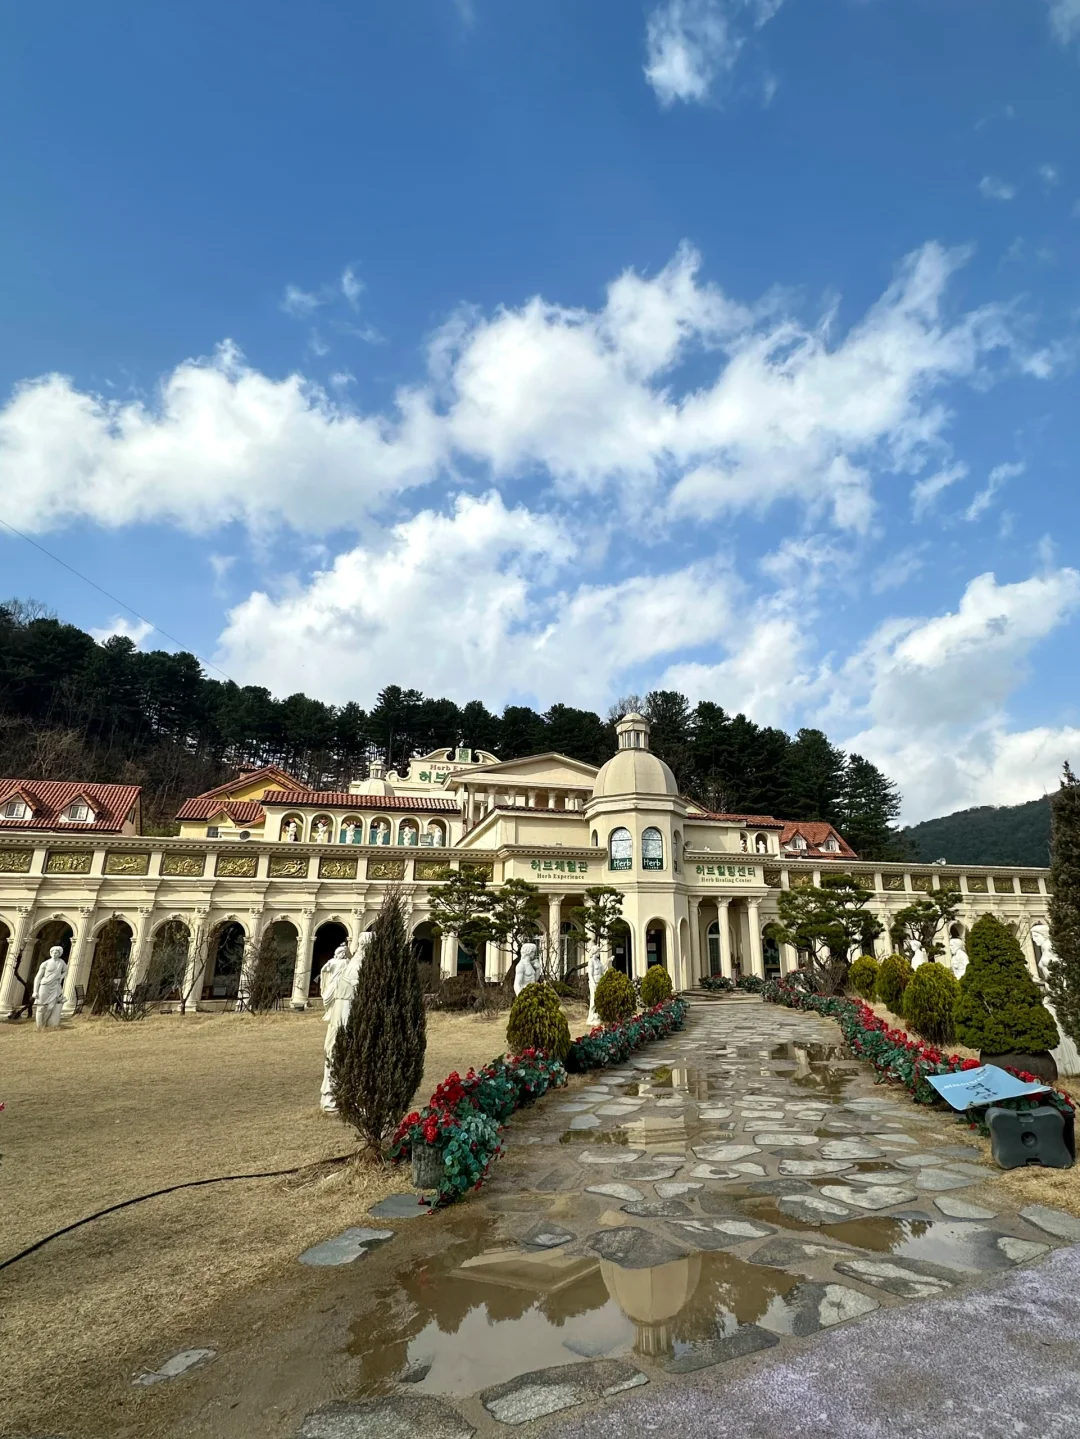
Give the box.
[548,792,556,809]
[780,941,799,975]
[717,898,733,978]
[63,906,97,1012]
[688,896,702,984]
[527,789,537,808]
[0,907,34,1018]
[290,907,318,1009]
[235,908,264,1010]
[748,899,764,978]
[548,894,562,975]
[126,906,156,992]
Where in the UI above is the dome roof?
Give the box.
[592,747,678,799]
[355,775,394,797]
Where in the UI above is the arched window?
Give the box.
[707,921,722,976]
[673,830,681,872]
[609,827,632,871]
[755,833,769,854]
[591,830,599,849]
[279,814,304,842]
[739,832,749,853]
[340,817,363,844]
[398,819,419,846]
[642,827,664,871]
[369,818,391,845]
[422,820,446,847]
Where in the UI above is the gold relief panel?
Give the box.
[763,868,783,889]
[461,863,494,881]
[319,856,358,880]
[1019,877,1041,895]
[965,875,989,893]
[215,854,258,879]
[104,852,150,876]
[882,874,906,892]
[269,855,309,879]
[367,858,406,881]
[45,851,92,875]
[0,849,33,873]
[992,875,1015,894]
[910,875,935,894]
[162,853,206,877]
[789,871,812,889]
[416,860,453,882]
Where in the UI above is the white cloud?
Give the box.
[965,460,1024,521]
[89,615,154,647]
[341,266,363,309]
[870,545,927,594]
[644,0,782,106]
[1039,163,1061,186]
[912,461,967,520]
[216,492,741,708]
[281,285,322,319]
[978,175,1017,201]
[1045,0,1080,44]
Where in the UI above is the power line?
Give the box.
[0,514,237,684]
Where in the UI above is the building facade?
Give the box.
[0,714,1053,1018]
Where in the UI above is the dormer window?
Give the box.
[787,834,808,852]
[3,798,28,820]
[823,837,840,853]
[62,800,93,823]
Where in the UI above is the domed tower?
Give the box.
[349,758,395,798]
[592,713,678,801]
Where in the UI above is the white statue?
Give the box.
[341,821,356,846]
[1031,922,1080,1077]
[33,945,67,1029]
[319,935,371,1111]
[909,940,927,971]
[282,819,298,842]
[313,819,330,844]
[755,835,768,854]
[587,948,607,1026]
[948,935,969,981]
[1032,922,1058,982]
[513,941,540,996]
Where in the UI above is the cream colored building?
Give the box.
[0,714,1053,1018]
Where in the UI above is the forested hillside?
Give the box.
[0,599,903,852]
[902,797,1052,868]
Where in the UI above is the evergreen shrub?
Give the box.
[848,955,880,1000]
[903,961,959,1045]
[505,982,571,1062]
[594,967,636,1023]
[641,965,674,1006]
[954,914,1059,1055]
[876,953,913,1014]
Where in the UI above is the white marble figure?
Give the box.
[755,835,768,854]
[319,935,371,1111]
[1031,922,1080,1077]
[341,821,356,846]
[33,945,67,1029]
[587,948,607,1026]
[313,819,330,844]
[282,819,298,842]
[513,941,540,997]
[909,940,928,971]
[948,935,969,981]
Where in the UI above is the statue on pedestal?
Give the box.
[33,946,67,1029]
[313,819,330,844]
[948,935,969,981]
[342,821,356,846]
[909,940,927,971]
[282,819,298,842]
[1031,921,1080,1077]
[319,934,371,1111]
[587,948,607,1026]
[513,941,540,996]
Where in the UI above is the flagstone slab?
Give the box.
[577,1149,643,1165]
[299,1227,395,1266]
[778,1158,854,1177]
[623,1199,695,1218]
[597,1103,645,1116]
[668,1217,776,1250]
[753,1132,819,1146]
[699,1107,733,1119]
[611,1162,683,1181]
[820,1140,886,1161]
[586,1184,645,1203]
[134,1348,215,1386]
[1020,1205,1080,1241]
[731,1162,767,1175]
[480,1359,647,1426]
[568,1115,601,1130]
[849,1169,915,1187]
[833,1257,955,1299]
[523,1222,578,1249]
[368,1195,429,1221]
[747,1235,861,1272]
[894,1153,954,1168]
[689,1163,740,1180]
[776,1194,853,1225]
[744,1177,814,1195]
[997,1237,1051,1263]
[693,1143,761,1162]
[818,1184,918,1211]
[914,1170,980,1192]
[759,1282,879,1335]
[586,1227,690,1269]
[298,1395,475,1438]
[663,1324,779,1374]
[933,1195,998,1220]
[655,1181,703,1198]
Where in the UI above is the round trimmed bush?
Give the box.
[594,967,636,1024]
[903,960,959,1044]
[876,953,913,1015]
[848,955,880,1000]
[954,914,1059,1057]
[641,965,674,1007]
[505,982,571,1062]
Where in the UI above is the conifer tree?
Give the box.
[331,887,426,1158]
[954,914,1058,1056]
[1047,761,1080,1048]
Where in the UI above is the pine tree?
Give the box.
[842,753,905,860]
[331,888,427,1158]
[954,914,1059,1056]
[782,728,846,826]
[1047,761,1080,1049]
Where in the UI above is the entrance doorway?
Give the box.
[645,921,666,970]
[87,918,133,1012]
[762,925,782,979]
[204,921,246,1000]
[611,921,631,975]
[311,921,349,996]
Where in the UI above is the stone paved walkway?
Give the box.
[293,993,1080,1437]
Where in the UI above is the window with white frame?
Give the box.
[641,827,664,871]
[62,800,93,822]
[3,798,28,820]
[609,827,632,871]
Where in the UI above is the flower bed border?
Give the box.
[390,996,687,1207]
[760,977,1075,1130]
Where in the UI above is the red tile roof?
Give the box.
[0,779,141,834]
[176,798,266,824]
[780,821,857,858]
[694,812,785,828]
[263,790,459,813]
[182,765,309,804]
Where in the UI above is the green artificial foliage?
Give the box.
[505,981,571,1062]
[903,961,959,1045]
[594,967,636,1023]
[1047,762,1080,1051]
[331,887,427,1157]
[848,955,880,1000]
[876,953,913,1014]
[954,914,1059,1055]
[641,965,674,1006]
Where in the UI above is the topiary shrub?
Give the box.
[848,955,879,1001]
[505,981,571,1062]
[954,914,1059,1057]
[594,967,636,1024]
[902,960,959,1044]
[876,953,913,1014]
[641,965,674,1007]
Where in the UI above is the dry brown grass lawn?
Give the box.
[1,1003,565,1435]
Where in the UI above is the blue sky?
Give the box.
[1,0,1079,822]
